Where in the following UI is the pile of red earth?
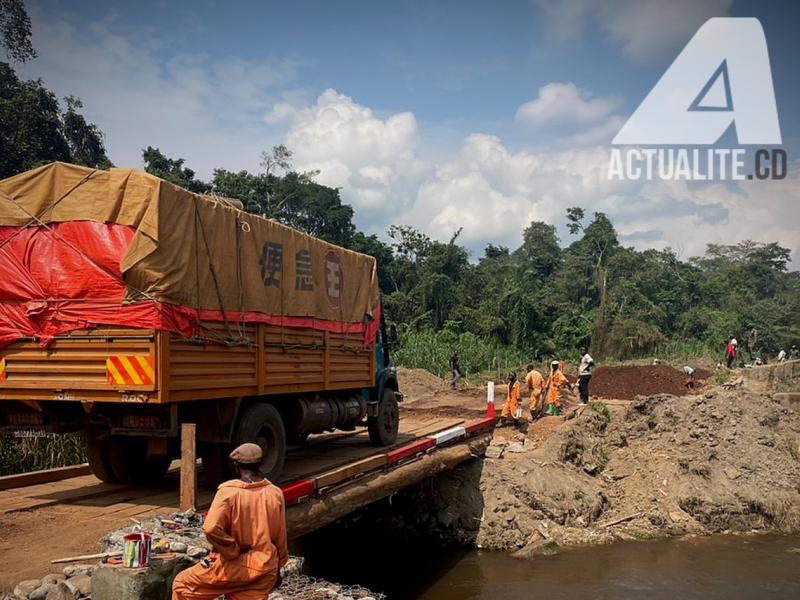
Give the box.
[590,364,711,400]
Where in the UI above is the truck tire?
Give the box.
[108,436,171,485]
[368,387,399,446]
[234,403,286,482]
[85,431,118,484]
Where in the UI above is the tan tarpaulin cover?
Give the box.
[0,162,380,327]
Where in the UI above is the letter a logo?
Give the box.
[613,18,781,145]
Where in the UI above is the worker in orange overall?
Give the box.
[544,360,573,416]
[172,443,288,600]
[499,371,522,428]
[525,364,545,420]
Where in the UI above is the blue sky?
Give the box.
[16,0,800,261]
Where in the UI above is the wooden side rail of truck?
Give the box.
[0,320,401,484]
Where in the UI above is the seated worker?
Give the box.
[172,443,288,600]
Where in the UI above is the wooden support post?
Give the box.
[180,423,197,512]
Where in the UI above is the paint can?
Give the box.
[123,530,152,568]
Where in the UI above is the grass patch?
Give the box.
[392,326,528,380]
[0,433,87,476]
[588,401,611,423]
[592,444,610,471]
[574,489,586,501]
[712,370,730,386]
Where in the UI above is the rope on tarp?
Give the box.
[0,169,98,254]
[192,198,251,348]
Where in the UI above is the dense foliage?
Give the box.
[0,63,111,178]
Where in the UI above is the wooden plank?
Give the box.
[315,454,387,489]
[0,464,91,491]
[180,423,197,512]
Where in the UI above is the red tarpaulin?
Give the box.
[0,222,379,348]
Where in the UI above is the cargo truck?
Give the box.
[0,163,401,484]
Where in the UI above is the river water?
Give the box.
[298,534,800,599]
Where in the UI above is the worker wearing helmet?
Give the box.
[544,360,573,416]
[172,443,288,600]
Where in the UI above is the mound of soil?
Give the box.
[397,367,449,403]
[591,364,712,400]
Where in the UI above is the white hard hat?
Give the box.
[551,360,560,366]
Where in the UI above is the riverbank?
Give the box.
[382,364,800,556]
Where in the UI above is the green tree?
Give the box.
[62,96,111,169]
[1,0,35,63]
[0,65,108,178]
[0,62,68,176]
[143,146,210,193]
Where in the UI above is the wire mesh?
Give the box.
[271,574,385,600]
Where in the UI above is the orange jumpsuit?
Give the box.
[525,369,545,414]
[501,380,522,419]
[545,369,569,410]
[172,479,288,600]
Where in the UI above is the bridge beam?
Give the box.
[286,433,491,539]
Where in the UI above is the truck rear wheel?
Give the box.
[234,403,286,482]
[86,431,118,484]
[108,436,171,485]
[368,387,399,446]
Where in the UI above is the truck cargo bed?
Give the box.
[0,324,375,404]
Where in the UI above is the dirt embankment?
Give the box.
[471,386,800,554]
[302,363,800,557]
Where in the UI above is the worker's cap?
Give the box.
[551,360,560,366]
[229,443,263,465]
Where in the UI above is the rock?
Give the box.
[62,565,93,578]
[91,557,192,600]
[669,510,687,523]
[45,582,77,600]
[152,538,170,553]
[505,442,525,453]
[30,584,57,600]
[64,574,91,597]
[187,546,208,558]
[169,541,188,553]
[724,467,741,480]
[15,579,42,597]
[280,557,305,578]
[485,445,504,459]
[41,575,65,586]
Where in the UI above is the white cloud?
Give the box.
[268,89,430,217]
[533,0,734,64]
[516,82,620,129]
[390,131,800,263]
[18,12,301,177]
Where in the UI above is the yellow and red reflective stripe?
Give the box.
[107,356,154,386]
[0,357,6,383]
